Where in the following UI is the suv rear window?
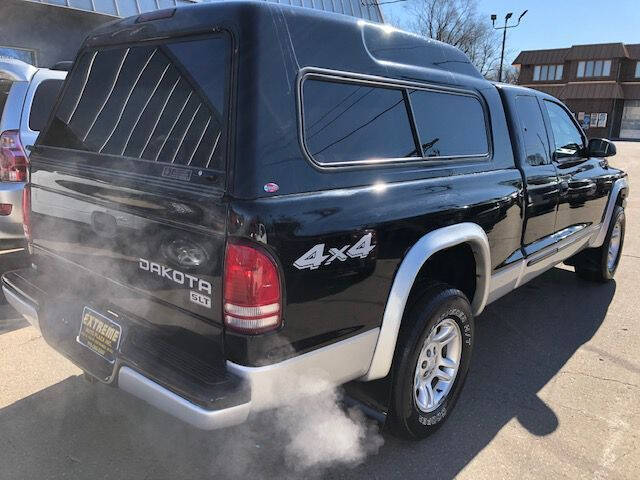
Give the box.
[29,79,64,132]
[39,34,230,172]
[0,80,12,119]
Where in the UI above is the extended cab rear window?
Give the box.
[39,34,230,172]
[301,76,489,166]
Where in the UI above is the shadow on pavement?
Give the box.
[0,267,615,479]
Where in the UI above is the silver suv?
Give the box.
[0,58,66,248]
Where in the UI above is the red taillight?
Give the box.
[22,185,31,241]
[0,130,27,182]
[224,242,281,334]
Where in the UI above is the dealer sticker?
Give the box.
[76,307,122,363]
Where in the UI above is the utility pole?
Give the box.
[491,10,527,82]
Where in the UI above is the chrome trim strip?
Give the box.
[83,48,130,141]
[3,285,39,330]
[591,177,629,248]
[487,223,601,306]
[527,247,558,266]
[118,367,251,430]
[228,328,379,410]
[362,223,490,381]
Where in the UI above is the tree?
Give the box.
[399,0,506,80]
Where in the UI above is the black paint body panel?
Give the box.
[11,2,625,415]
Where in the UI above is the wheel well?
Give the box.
[406,243,477,312]
[616,188,627,207]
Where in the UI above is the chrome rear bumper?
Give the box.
[3,282,250,430]
[3,280,380,431]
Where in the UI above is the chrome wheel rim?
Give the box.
[413,318,462,413]
[607,218,622,271]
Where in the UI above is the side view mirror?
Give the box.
[587,138,616,158]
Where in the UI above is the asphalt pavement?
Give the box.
[0,143,639,480]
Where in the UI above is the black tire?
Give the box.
[575,206,625,282]
[388,282,474,439]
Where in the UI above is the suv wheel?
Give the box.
[575,205,625,282]
[388,283,474,439]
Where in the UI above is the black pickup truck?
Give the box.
[3,2,628,439]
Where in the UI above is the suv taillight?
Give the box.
[22,185,31,241]
[0,130,27,182]
[224,241,281,334]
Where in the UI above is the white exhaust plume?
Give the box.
[276,381,384,471]
[246,366,385,473]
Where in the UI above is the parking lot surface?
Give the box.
[1,143,639,480]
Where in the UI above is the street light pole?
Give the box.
[492,10,527,82]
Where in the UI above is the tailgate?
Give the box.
[28,34,231,339]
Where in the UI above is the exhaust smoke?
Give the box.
[275,381,384,471]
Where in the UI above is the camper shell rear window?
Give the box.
[39,33,230,177]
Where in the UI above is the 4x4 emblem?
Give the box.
[293,233,376,270]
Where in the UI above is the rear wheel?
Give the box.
[575,206,625,282]
[388,283,474,439]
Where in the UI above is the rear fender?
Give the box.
[361,222,490,381]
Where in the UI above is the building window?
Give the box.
[533,64,563,81]
[635,61,640,78]
[0,46,36,65]
[577,59,612,78]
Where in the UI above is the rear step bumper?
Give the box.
[2,278,251,431]
[3,273,381,430]
[117,367,250,429]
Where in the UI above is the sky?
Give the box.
[382,0,640,65]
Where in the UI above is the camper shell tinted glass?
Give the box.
[38,33,231,184]
[300,73,490,167]
[408,88,488,158]
[302,79,418,164]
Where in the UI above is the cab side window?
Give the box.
[544,100,584,160]
[515,95,550,166]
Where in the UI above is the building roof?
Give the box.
[562,83,624,99]
[526,83,626,101]
[21,0,383,23]
[512,48,569,65]
[627,44,640,60]
[565,43,628,61]
[513,42,640,65]
[530,85,565,97]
